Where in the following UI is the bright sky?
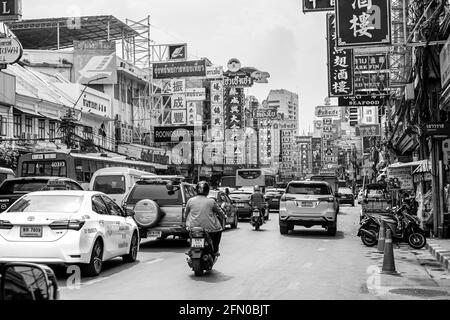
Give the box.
[24,0,333,133]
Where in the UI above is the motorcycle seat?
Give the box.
[380,217,397,224]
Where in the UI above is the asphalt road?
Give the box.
[58,203,388,300]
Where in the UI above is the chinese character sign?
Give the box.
[225,88,244,130]
[335,0,391,47]
[327,13,355,97]
[302,0,334,12]
[211,80,225,141]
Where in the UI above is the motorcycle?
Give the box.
[186,227,218,276]
[357,205,427,249]
[250,207,264,231]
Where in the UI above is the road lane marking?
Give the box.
[146,258,164,265]
[83,276,110,286]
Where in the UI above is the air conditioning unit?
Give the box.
[119,62,126,68]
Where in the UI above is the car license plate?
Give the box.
[147,231,162,238]
[191,238,205,248]
[20,226,43,238]
[298,202,313,208]
[253,211,260,217]
[235,203,244,207]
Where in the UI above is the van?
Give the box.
[89,167,155,205]
[0,167,15,184]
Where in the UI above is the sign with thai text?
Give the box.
[153,60,206,79]
[339,95,384,107]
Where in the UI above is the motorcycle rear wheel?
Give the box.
[361,226,378,247]
[408,232,426,249]
[192,259,204,277]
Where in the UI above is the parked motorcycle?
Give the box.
[250,207,264,231]
[186,227,218,276]
[357,205,427,249]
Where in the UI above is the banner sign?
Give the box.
[154,126,206,143]
[387,167,414,190]
[168,44,187,60]
[185,88,206,101]
[335,0,392,48]
[206,66,224,79]
[225,88,244,129]
[440,35,450,88]
[171,79,186,94]
[356,124,381,137]
[0,0,22,21]
[255,108,278,119]
[171,109,187,125]
[153,60,206,79]
[355,72,390,92]
[339,95,384,107]
[224,71,254,88]
[424,123,450,137]
[354,54,389,72]
[349,107,359,126]
[315,106,343,118]
[303,0,334,12]
[327,13,355,97]
[187,101,203,126]
[73,40,117,85]
[0,37,23,64]
[312,137,323,174]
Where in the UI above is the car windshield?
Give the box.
[127,183,183,206]
[0,180,49,194]
[287,183,330,195]
[7,195,84,213]
[93,175,126,194]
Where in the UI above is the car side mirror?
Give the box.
[166,182,174,192]
[1,263,58,300]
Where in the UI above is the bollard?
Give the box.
[377,221,386,253]
[381,228,399,275]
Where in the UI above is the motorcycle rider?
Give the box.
[185,181,227,256]
[249,185,266,222]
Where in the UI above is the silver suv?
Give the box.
[279,181,339,236]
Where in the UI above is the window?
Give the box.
[8,195,83,213]
[13,115,22,138]
[101,195,123,216]
[92,195,109,215]
[21,161,67,177]
[286,183,331,195]
[69,182,84,191]
[366,117,373,123]
[93,175,126,194]
[38,119,45,139]
[25,117,33,133]
[0,116,6,136]
[49,122,56,142]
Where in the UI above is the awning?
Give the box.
[389,160,425,169]
[412,160,432,175]
[14,107,61,121]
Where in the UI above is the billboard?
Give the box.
[315,106,343,119]
[302,0,334,12]
[339,96,384,107]
[168,44,187,60]
[335,0,392,48]
[354,72,390,93]
[356,124,381,137]
[312,137,323,174]
[254,108,278,119]
[154,126,205,143]
[327,13,355,97]
[153,60,206,79]
[73,40,117,85]
[354,54,389,72]
[0,0,22,21]
[225,88,244,130]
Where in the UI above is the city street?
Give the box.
[57,204,450,300]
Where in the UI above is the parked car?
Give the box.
[0,177,84,213]
[1,263,59,300]
[229,190,269,220]
[0,191,139,277]
[122,176,195,240]
[208,190,238,229]
[279,181,339,236]
[265,188,284,212]
[337,187,355,206]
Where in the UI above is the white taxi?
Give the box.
[0,191,139,277]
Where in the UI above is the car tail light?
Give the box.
[50,220,85,231]
[0,220,13,230]
[319,197,335,203]
[280,196,296,202]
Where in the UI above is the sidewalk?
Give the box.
[426,239,450,271]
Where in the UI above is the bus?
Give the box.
[17,151,168,190]
[235,168,276,191]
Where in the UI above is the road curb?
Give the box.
[426,242,450,271]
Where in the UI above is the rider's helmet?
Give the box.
[254,185,261,192]
[196,181,210,196]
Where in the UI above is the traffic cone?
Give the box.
[377,221,386,253]
[381,229,400,275]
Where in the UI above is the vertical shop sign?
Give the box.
[327,13,355,97]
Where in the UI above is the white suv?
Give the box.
[279,181,339,236]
